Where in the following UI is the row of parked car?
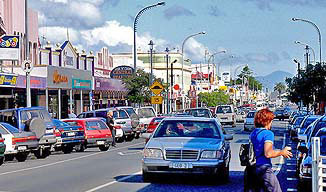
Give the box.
[0,106,158,166]
[287,111,326,190]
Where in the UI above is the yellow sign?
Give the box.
[150,81,164,95]
[151,96,163,104]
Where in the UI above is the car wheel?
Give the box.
[99,145,110,151]
[75,144,85,152]
[0,156,4,166]
[219,163,230,184]
[116,136,125,143]
[5,154,15,161]
[135,133,140,139]
[125,134,135,142]
[62,145,74,154]
[16,153,28,162]
[142,171,154,182]
[34,148,51,159]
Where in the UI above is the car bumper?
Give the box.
[55,136,85,146]
[39,135,57,146]
[86,138,113,147]
[142,158,225,175]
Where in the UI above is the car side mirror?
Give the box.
[298,134,307,142]
[141,133,152,139]
[225,134,233,141]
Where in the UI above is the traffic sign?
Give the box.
[22,60,33,73]
[151,96,163,104]
[150,81,164,95]
[174,84,180,90]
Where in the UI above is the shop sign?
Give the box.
[16,75,46,89]
[0,74,17,86]
[110,66,134,79]
[94,77,127,91]
[53,70,68,84]
[72,78,92,89]
[0,35,20,61]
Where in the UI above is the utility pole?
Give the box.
[170,59,177,112]
[149,40,154,86]
[305,45,310,68]
[165,47,170,114]
[25,0,31,107]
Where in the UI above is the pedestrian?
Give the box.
[106,111,116,147]
[245,108,292,192]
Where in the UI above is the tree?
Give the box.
[122,69,152,105]
[198,91,229,107]
[235,66,263,91]
[274,82,286,99]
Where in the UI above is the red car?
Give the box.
[62,118,113,152]
[147,116,166,133]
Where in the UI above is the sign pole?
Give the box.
[25,0,31,107]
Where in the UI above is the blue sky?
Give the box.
[30,0,326,76]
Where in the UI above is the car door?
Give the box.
[85,121,102,139]
[0,124,13,152]
[96,120,112,138]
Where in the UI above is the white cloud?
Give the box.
[70,1,101,21]
[38,26,80,44]
[184,38,208,62]
[40,0,67,3]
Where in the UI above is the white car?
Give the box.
[244,111,256,131]
[135,107,157,132]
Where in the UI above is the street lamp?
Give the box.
[207,50,226,91]
[295,41,316,65]
[181,31,206,109]
[292,18,322,65]
[133,2,165,73]
[170,59,178,112]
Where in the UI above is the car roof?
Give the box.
[63,118,104,121]
[0,106,46,112]
[161,117,216,122]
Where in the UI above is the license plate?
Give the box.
[45,129,53,134]
[221,117,227,119]
[18,146,27,151]
[67,132,75,136]
[97,141,105,145]
[169,162,193,169]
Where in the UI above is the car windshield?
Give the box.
[216,106,232,113]
[123,108,137,117]
[53,120,70,127]
[138,108,155,118]
[1,123,19,133]
[247,112,255,118]
[22,109,51,122]
[294,117,304,125]
[186,109,211,118]
[86,121,108,130]
[153,120,221,139]
[303,118,318,129]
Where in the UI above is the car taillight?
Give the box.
[114,125,122,129]
[12,137,28,145]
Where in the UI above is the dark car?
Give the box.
[274,108,289,120]
[142,117,233,183]
[0,107,56,159]
[289,116,305,140]
[0,122,38,162]
[52,119,85,154]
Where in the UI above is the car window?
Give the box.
[95,111,107,118]
[138,108,155,118]
[65,121,83,127]
[303,118,317,129]
[0,110,18,127]
[77,113,84,118]
[294,117,304,125]
[186,109,211,118]
[54,120,69,127]
[118,110,128,119]
[123,108,137,117]
[216,106,232,114]
[85,112,94,118]
[86,121,108,130]
[153,120,221,139]
[1,123,19,133]
[113,111,118,118]
[247,112,255,118]
[0,125,9,134]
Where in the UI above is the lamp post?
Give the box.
[181,31,206,109]
[165,47,170,114]
[295,41,316,66]
[133,2,165,73]
[292,18,322,65]
[148,40,154,86]
[170,59,177,112]
[207,50,226,91]
[217,55,235,84]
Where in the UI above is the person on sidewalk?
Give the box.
[245,108,292,192]
[106,111,116,147]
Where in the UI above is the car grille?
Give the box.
[165,149,199,160]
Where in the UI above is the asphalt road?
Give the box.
[0,120,291,192]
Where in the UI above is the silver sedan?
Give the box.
[142,117,233,183]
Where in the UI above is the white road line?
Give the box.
[275,132,286,175]
[84,171,142,192]
[287,169,296,172]
[287,188,297,192]
[287,178,298,181]
[0,142,144,176]
[286,163,296,166]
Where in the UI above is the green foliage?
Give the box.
[286,63,326,106]
[235,66,262,90]
[274,82,286,99]
[122,69,152,105]
[198,91,230,107]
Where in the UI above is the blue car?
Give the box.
[52,119,85,153]
[0,107,56,159]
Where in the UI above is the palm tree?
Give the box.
[274,82,286,99]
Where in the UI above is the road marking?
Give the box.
[0,142,144,176]
[287,169,296,172]
[84,171,142,192]
[118,150,142,156]
[286,163,296,166]
[275,132,286,175]
[287,188,297,192]
[287,178,298,181]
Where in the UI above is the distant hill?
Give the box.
[256,70,294,91]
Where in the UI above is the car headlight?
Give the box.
[201,150,223,159]
[143,148,163,159]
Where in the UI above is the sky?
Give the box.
[29,0,326,76]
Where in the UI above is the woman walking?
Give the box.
[245,108,292,192]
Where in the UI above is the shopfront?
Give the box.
[0,73,17,109]
[47,66,92,119]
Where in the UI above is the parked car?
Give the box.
[78,108,138,142]
[115,107,141,138]
[52,119,85,154]
[235,110,246,123]
[297,115,321,137]
[142,117,233,183]
[0,122,38,162]
[274,108,288,120]
[0,107,56,159]
[135,106,157,133]
[0,133,5,166]
[244,111,256,131]
[215,105,236,127]
[289,116,305,140]
[185,108,214,118]
[147,116,166,134]
[63,118,113,151]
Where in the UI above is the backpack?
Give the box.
[239,129,265,167]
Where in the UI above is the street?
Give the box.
[0,120,294,192]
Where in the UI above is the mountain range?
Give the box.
[255,70,294,91]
